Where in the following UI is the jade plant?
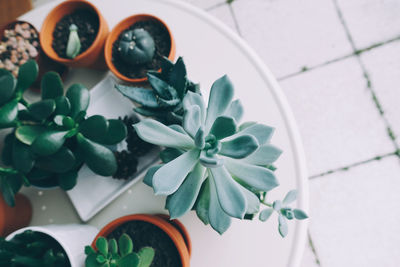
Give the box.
[85,234,155,267]
[116,57,199,125]
[66,24,81,59]
[0,60,127,206]
[0,230,69,267]
[118,29,155,65]
[134,75,308,237]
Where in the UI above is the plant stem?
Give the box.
[0,167,18,174]
[261,201,273,207]
[19,98,29,108]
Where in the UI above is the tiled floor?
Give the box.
[31,0,400,266]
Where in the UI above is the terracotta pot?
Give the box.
[0,193,32,237]
[40,0,109,69]
[93,214,190,267]
[105,14,176,83]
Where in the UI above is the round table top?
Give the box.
[18,0,309,266]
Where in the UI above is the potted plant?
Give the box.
[105,14,175,83]
[40,0,109,69]
[87,214,191,267]
[0,193,31,237]
[131,73,308,236]
[0,60,127,206]
[2,224,98,267]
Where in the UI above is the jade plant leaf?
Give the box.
[15,125,47,145]
[28,99,56,120]
[35,147,76,173]
[119,234,133,256]
[208,176,232,234]
[209,116,236,140]
[12,139,34,173]
[77,133,117,176]
[54,96,71,116]
[243,144,282,166]
[119,254,140,267]
[79,115,109,143]
[31,130,68,156]
[96,237,108,256]
[66,84,90,118]
[0,69,16,106]
[57,171,78,191]
[109,239,118,256]
[219,135,259,159]
[26,168,52,181]
[137,247,155,267]
[2,134,14,166]
[16,59,38,91]
[41,72,64,99]
[0,173,23,206]
[116,85,159,108]
[100,119,127,145]
[0,99,18,128]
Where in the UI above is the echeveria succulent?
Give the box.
[134,75,307,236]
[0,230,69,267]
[118,29,155,65]
[85,234,155,267]
[0,60,127,206]
[116,57,199,125]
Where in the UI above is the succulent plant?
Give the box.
[0,230,69,267]
[118,29,156,66]
[0,60,127,206]
[66,24,81,59]
[134,75,308,236]
[116,57,200,125]
[85,234,155,267]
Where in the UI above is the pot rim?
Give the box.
[93,214,190,267]
[104,13,176,83]
[39,0,106,64]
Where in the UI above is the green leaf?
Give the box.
[208,174,232,235]
[15,125,46,145]
[26,168,52,181]
[205,75,234,131]
[166,163,205,219]
[116,84,159,108]
[85,245,96,255]
[17,60,38,91]
[57,171,78,190]
[85,253,101,267]
[100,119,127,145]
[194,127,205,149]
[134,119,194,150]
[31,130,68,156]
[169,57,187,98]
[239,184,260,214]
[160,148,183,163]
[28,99,56,120]
[293,209,308,220]
[210,167,247,219]
[2,134,14,166]
[282,190,297,205]
[152,149,200,195]
[0,69,16,106]
[0,173,23,207]
[199,151,223,168]
[259,208,274,222]
[242,144,282,165]
[278,214,288,237]
[0,99,18,128]
[66,24,81,59]
[118,253,139,267]
[12,139,34,173]
[195,180,210,225]
[182,91,205,123]
[224,99,243,122]
[77,133,117,176]
[54,96,71,116]
[35,147,76,173]
[109,239,118,255]
[183,105,201,137]
[118,234,133,256]
[41,72,64,99]
[273,200,282,211]
[147,72,177,100]
[219,135,259,159]
[96,254,106,264]
[233,123,274,145]
[137,247,155,267]
[66,84,90,118]
[96,237,108,256]
[80,115,109,143]
[143,164,162,187]
[225,159,279,192]
[209,116,236,140]
[134,107,167,118]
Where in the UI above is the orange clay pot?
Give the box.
[0,193,32,237]
[92,214,190,267]
[40,0,109,69]
[105,14,176,83]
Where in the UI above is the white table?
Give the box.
[18,0,309,266]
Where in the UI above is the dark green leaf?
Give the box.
[26,168,52,181]
[0,173,23,207]
[293,209,308,220]
[85,246,96,256]
[54,96,71,116]
[100,119,127,145]
[66,84,90,118]
[31,130,68,156]
[17,60,38,91]
[160,148,183,163]
[2,133,14,166]
[79,115,108,143]
[134,107,167,118]
[147,72,177,100]
[28,99,56,120]
[15,125,46,145]
[209,116,237,140]
[12,139,34,173]
[57,171,78,190]
[0,99,18,128]
[109,239,118,255]
[118,253,139,267]
[169,57,187,99]
[0,69,16,106]
[115,84,159,108]
[41,72,64,99]
[35,147,76,173]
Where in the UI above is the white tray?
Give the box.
[19,0,309,266]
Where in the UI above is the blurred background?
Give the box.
[2,0,400,266]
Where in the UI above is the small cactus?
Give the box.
[118,29,156,65]
[66,24,81,59]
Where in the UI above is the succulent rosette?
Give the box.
[134,75,307,236]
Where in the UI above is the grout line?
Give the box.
[309,151,399,179]
[332,0,400,150]
[308,231,322,266]
[227,3,243,36]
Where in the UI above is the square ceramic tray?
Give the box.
[67,76,160,222]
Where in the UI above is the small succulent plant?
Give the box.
[118,29,156,66]
[134,75,308,236]
[66,24,81,59]
[85,234,155,267]
[0,60,127,206]
[116,57,200,125]
[0,230,69,267]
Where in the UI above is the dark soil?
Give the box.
[107,221,182,267]
[113,150,138,179]
[52,9,99,58]
[112,20,171,79]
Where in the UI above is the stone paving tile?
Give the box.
[308,156,400,267]
[336,0,400,49]
[361,41,400,147]
[231,0,353,78]
[280,57,394,176]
